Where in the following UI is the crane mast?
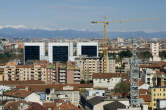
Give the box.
[103,17,108,73]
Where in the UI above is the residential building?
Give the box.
[151,42,161,61]
[67,62,80,84]
[55,62,67,83]
[142,68,156,87]
[92,73,128,90]
[3,61,56,84]
[107,59,116,73]
[151,87,166,110]
[75,56,103,81]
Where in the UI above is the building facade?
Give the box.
[48,42,74,63]
[77,42,98,57]
[151,87,166,110]
[151,42,161,61]
[75,56,103,81]
[24,42,45,63]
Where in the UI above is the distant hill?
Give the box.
[0,27,165,39]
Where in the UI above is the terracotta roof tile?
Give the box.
[54,102,80,110]
[0,80,45,85]
[43,102,57,108]
[16,84,92,92]
[3,89,32,98]
[140,61,166,69]
[93,73,128,79]
[25,103,47,110]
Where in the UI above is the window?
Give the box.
[163,93,165,96]
[154,93,156,96]
[153,89,156,91]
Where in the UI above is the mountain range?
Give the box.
[0,27,165,39]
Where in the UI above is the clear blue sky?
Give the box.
[0,0,165,32]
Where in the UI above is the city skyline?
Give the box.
[0,0,165,32]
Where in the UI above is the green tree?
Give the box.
[137,51,152,61]
[119,49,132,59]
[159,51,166,60]
[114,81,129,98]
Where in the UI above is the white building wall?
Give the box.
[158,100,166,109]
[93,77,122,90]
[86,90,105,97]
[151,42,161,61]
[108,59,116,73]
[25,93,43,105]
[145,68,156,87]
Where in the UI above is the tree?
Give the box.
[114,81,129,98]
[137,51,152,61]
[159,51,166,60]
[119,49,132,59]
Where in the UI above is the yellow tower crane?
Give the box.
[91,17,159,73]
[91,16,109,73]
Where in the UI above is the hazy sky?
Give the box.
[0,0,165,32]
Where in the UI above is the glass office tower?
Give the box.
[48,43,73,63]
[53,46,68,62]
[24,46,40,62]
[24,42,45,64]
[81,46,97,57]
[77,42,98,57]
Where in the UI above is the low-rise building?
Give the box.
[92,73,128,90]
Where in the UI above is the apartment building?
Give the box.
[151,87,166,110]
[55,62,81,84]
[4,61,56,84]
[67,62,80,84]
[107,59,116,73]
[141,68,156,87]
[151,42,161,61]
[75,56,103,81]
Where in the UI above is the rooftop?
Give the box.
[93,73,128,79]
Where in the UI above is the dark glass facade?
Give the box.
[53,46,68,62]
[81,46,97,57]
[24,46,40,62]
